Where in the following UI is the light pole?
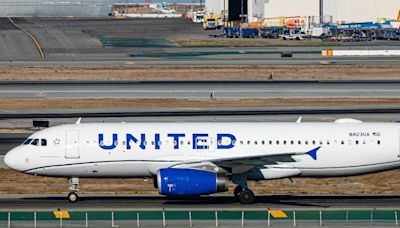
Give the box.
[241,0,244,22]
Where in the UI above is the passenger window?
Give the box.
[254,141,258,145]
[23,139,33,145]
[298,141,301,145]
[377,140,381,145]
[31,139,39,146]
[41,139,47,146]
[261,140,265,145]
[290,141,294,145]
[283,141,287,145]
[276,140,279,145]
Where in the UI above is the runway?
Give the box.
[1,81,400,99]
[1,194,400,211]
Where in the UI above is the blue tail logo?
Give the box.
[306,147,321,160]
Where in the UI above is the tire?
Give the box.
[238,189,255,204]
[234,185,243,198]
[68,192,79,203]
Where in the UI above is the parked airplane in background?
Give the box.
[4,118,400,204]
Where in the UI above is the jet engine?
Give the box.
[156,168,228,195]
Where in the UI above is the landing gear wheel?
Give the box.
[234,185,243,198]
[68,192,79,203]
[238,189,255,204]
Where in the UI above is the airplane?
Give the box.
[4,118,400,204]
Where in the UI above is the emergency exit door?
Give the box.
[65,130,80,159]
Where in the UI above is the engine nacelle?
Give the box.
[156,168,228,196]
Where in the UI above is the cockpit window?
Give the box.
[41,139,47,146]
[23,138,33,145]
[31,139,39,146]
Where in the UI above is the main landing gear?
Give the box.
[233,174,256,204]
[234,186,255,204]
[68,177,80,203]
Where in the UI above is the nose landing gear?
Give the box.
[68,177,80,203]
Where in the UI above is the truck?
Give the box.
[203,15,222,30]
[281,28,305,40]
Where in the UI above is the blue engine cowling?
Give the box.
[157,168,228,196]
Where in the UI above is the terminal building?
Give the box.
[206,0,400,23]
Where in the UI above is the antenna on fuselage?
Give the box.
[296,116,302,123]
[75,117,82,125]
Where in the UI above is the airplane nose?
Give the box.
[4,148,23,171]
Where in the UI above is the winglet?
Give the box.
[75,117,82,125]
[306,147,321,160]
[296,116,303,123]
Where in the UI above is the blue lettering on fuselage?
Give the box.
[98,133,236,151]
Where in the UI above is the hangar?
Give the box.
[206,0,400,23]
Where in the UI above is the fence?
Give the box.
[1,209,400,227]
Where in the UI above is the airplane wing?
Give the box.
[171,147,321,171]
[210,146,320,169]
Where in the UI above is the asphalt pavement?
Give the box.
[1,81,400,99]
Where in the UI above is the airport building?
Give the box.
[0,0,113,17]
[206,0,400,23]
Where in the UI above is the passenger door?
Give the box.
[398,129,400,157]
[65,130,80,159]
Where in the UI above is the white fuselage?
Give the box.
[4,122,400,180]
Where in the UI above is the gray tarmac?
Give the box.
[1,81,400,99]
[0,17,399,65]
[1,194,400,211]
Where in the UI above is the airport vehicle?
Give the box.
[282,28,305,40]
[260,27,282,39]
[222,27,240,38]
[192,9,205,23]
[4,119,400,204]
[241,28,259,38]
[203,15,222,30]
